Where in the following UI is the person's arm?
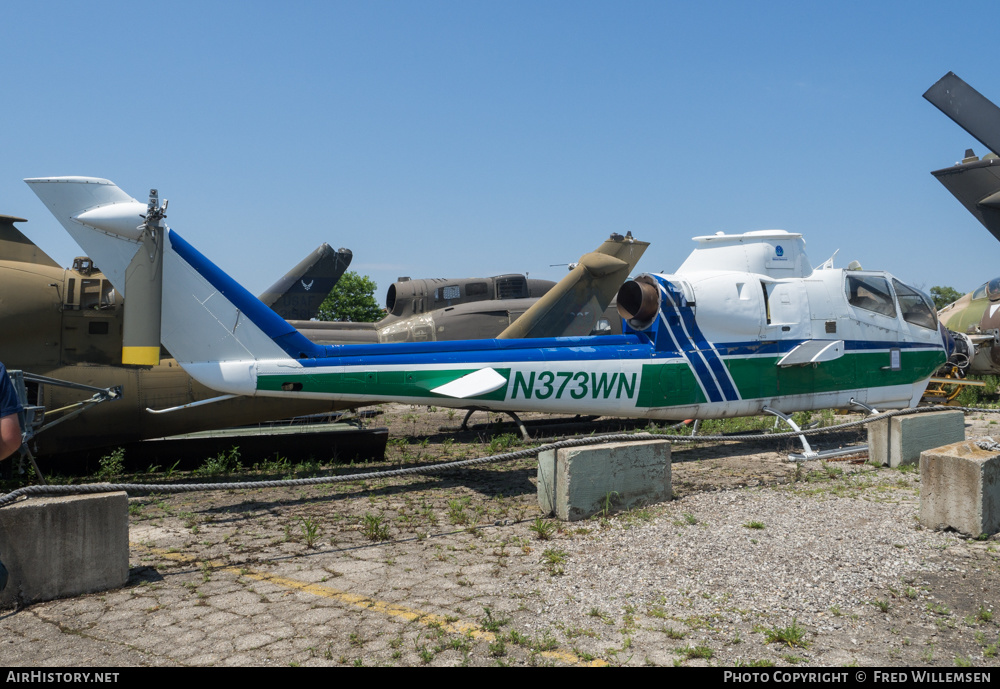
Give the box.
[0,414,21,461]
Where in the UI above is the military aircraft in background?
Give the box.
[0,214,351,456]
[293,232,647,345]
[27,177,955,427]
[924,72,1000,375]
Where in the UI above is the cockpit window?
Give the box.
[973,282,988,300]
[893,279,937,330]
[846,275,896,318]
[988,278,1000,302]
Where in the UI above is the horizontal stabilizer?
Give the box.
[777,340,844,367]
[931,157,1000,244]
[429,368,507,398]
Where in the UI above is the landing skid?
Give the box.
[763,405,871,462]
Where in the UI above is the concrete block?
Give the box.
[867,411,965,467]
[920,441,1000,538]
[0,492,129,607]
[538,440,670,521]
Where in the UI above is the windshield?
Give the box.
[893,279,937,330]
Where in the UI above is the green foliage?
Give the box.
[316,271,384,322]
[299,517,320,548]
[361,513,390,541]
[930,285,963,310]
[96,448,125,482]
[529,517,556,540]
[764,619,809,648]
[197,446,243,476]
[955,375,1000,407]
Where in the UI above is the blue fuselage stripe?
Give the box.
[656,277,739,402]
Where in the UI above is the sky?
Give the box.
[2,1,998,301]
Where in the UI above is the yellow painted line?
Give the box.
[132,543,607,666]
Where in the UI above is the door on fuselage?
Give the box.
[762,280,816,397]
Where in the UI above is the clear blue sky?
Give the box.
[2,1,997,300]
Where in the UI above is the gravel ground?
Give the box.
[2,406,1000,667]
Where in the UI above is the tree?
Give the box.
[930,285,963,310]
[316,271,384,322]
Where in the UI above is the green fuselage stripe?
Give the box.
[256,349,944,407]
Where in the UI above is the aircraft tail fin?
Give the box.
[259,244,353,320]
[26,178,322,384]
[498,232,649,339]
[0,215,60,267]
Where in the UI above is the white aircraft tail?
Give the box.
[26,178,318,391]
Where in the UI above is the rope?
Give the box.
[2,404,997,508]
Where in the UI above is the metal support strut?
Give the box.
[762,407,817,460]
[762,406,870,462]
[459,409,531,441]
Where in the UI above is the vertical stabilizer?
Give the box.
[26,177,322,381]
[0,215,59,267]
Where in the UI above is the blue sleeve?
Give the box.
[0,364,23,418]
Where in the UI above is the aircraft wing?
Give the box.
[924,72,1000,157]
[0,215,60,267]
[497,233,649,339]
[931,156,1000,244]
[258,244,353,320]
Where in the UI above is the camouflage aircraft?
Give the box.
[924,72,1000,375]
[293,232,646,345]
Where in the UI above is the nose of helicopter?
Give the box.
[939,322,956,360]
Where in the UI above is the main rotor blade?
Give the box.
[924,72,1000,157]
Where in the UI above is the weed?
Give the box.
[871,599,891,613]
[743,521,766,530]
[764,619,808,648]
[96,448,125,482]
[361,513,390,541]
[683,513,698,525]
[597,491,619,518]
[481,607,510,632]
[447,498,471,525]
[926,602,951,616]
[977,605,994,624]
[197,446,243,476]
[488,637,507,657]
[541,548,567,576]
[529,517,556,541]
[678,644,713,659]
[299,517,320,548]
[487,433,520,455]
